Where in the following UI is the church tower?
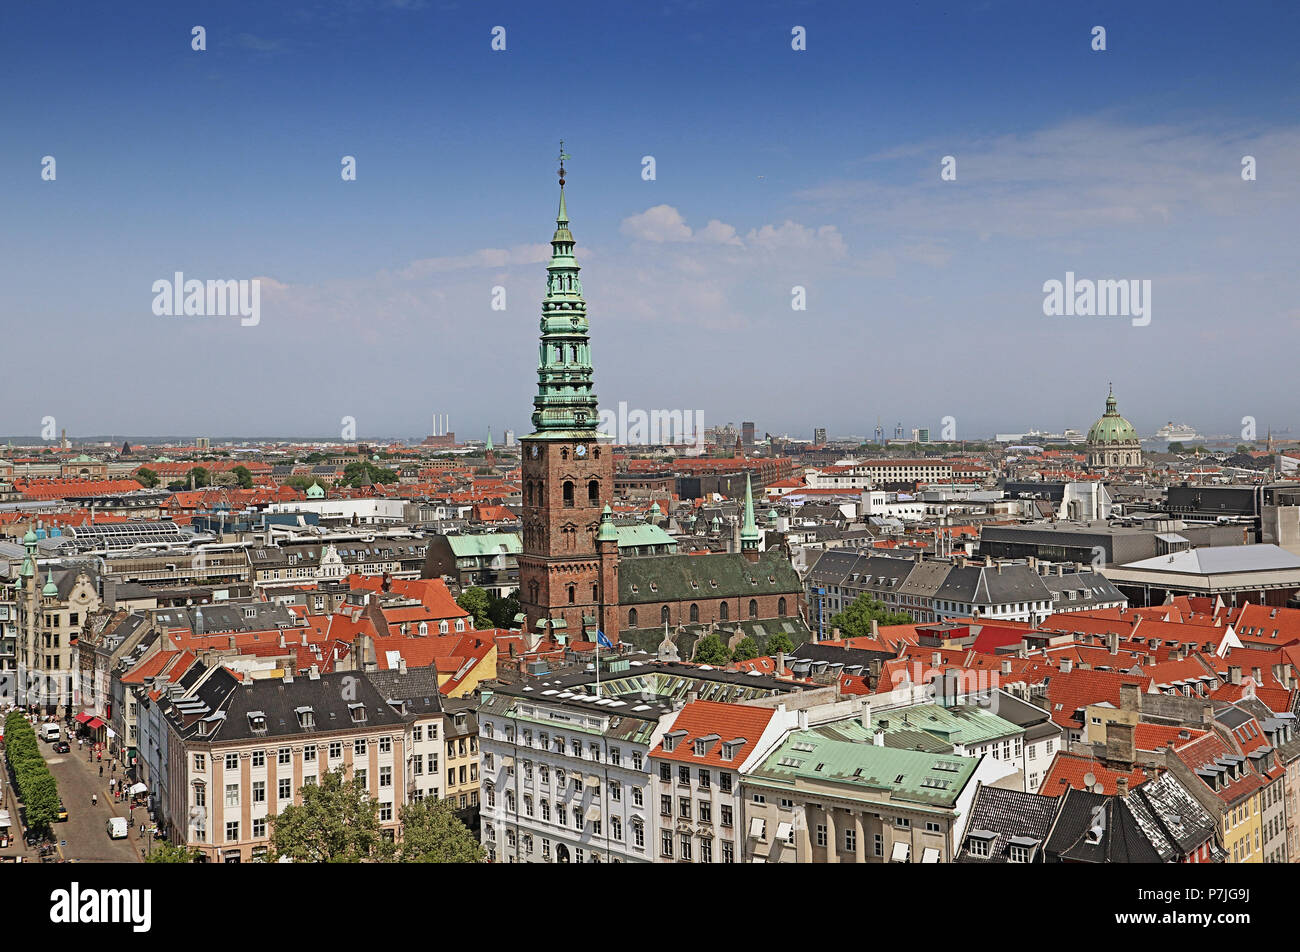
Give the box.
[518,148,619,644]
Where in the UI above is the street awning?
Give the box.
[86,717,105,730]
[890,841,911,863]
[74,713,92,724]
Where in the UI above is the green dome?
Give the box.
[1086,390,1140,446]
[42,572,58,597]
[22,529,38,545]
[306,482,325,499]
[597,505,618,542]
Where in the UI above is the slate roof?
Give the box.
[954,785,1058,863]
[366,667,445,717]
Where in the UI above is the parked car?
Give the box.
[38,724,61,743]
[56,803,68,822]
[53,741,70,754]
[106,816,128,839]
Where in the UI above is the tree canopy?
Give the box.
[269,768,394,863]
[693,633,731,665]
[395,798,484,863]
[766,630,796,655]
[828,593,913,639]
[731,636,759,662]
[456,587,492,629]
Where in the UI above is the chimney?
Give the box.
[1229,666,1242,685]
[1060,657,1074,674]
[870,619,879,639]
[932,652,942,668]
[1119,683,1141,713]
[1057,564,1064,576]
[1001,659,1012,676]
[1116,776,1129,799]
[1252,666,1262,685]
[776,650,787,677]
[1105,720,1136,767]
[398,657,408,675]
[1107,632,1119,655]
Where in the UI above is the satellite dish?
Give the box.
[1093,783,1105,794]
[1083,772,1097,788]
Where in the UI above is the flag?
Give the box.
[596,629,613,649]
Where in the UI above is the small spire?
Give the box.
[741,473,759,545]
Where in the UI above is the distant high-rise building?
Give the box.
[742,421,756,447]
[894,421,905,441]
[504,429,516,447]
[813,427,827,445]
[195,437,210,450]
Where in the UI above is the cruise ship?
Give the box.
[1154,422,1201,441]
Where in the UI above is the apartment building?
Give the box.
[442,696,481,815]
[646,700,791,864]
[162,667,408,862]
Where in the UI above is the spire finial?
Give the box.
[558,140,570,188]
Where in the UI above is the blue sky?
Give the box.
[2,0,1298,442]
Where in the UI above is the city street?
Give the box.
[42,741,143,863]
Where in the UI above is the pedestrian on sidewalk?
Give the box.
[91,793,97,806]
[99,765,103,778]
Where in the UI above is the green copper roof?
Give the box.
[20,557,34,579]
[815,702,1020,750]
[42,570,59,597]
[749,730,977,809]
[1086,386,1139,446]
[446,534,524,558]
[485,427,493,451]
[306,481,325,499]
[614,522,674,549]
[530,159,600,437]
[619,549,799,604]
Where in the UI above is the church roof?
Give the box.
[619,550,800,604]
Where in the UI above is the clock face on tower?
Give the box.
[530,445,539,458]
[574,444,587,458]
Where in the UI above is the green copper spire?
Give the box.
[486,427,493,451]
[42,568,58,598]
[597,504,618,542]
[529,144,599,438]
[740,473,759,548]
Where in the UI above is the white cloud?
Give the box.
[620,205,693,243]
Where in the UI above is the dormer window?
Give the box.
[295,706,315,730]
[348,703,367,724]
[247,711,267,734]
[720,737,745,761]
[662,730,687,753]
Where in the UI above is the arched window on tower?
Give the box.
[588,480,599,505]
[629,608,638,628]
[661,605,670,625]
[719,602,729,621]
[591,583,598,602]
[563,481,575,507]
[568,585,575,604]
[778,597,787,617]
[749,599,758,619]
[525,482,533,507]
[689,603,699,623]
[529,580,540,604]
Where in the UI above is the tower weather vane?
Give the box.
[558,140,570,186]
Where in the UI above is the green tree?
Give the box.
[269,768,394,863]
[231,465,254,489]
[146,842,203,863]
[285,474,328,492]
[186,466,211,488]
[396,798,484,863]
[487,589,520,629]
[693,633,731,665]
[1167,442,1185,454]
[766,631,796,655]
[134,467,159,488]
[829,593,913,639]
[3,712,60,835]
[457,587,492,629]
[339,460,399,488]
[731,636,759,662]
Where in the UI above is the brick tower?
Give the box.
[518,146,619,645]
